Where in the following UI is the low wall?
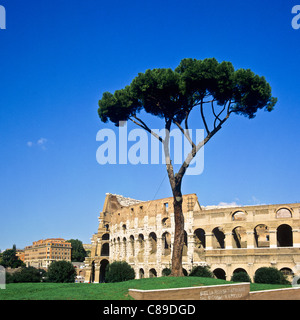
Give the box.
[129,284,300,300]
[129,283,250,300]
[250,287,300,300]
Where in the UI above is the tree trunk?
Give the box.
[170,187,184,277]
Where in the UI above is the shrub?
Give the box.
[254,267,290,285]
[6,267,45,283]
[231,272,252,283]
[47,261,76,283]
[162,268,171,276]
[105,261,135,283]
[189,265,213,278]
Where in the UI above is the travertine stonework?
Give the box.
[84,193,300,283]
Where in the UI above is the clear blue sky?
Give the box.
[0,0,299,250]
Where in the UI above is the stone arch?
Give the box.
[233,268,248,275]
[162,232,171,256]
[232,226,247,248]
[90,260,95,283]
[232,210,247,221]
[183,230,188,255]
[194,228,206,249]
[102,233,109,240]
[149,232,157,254]
[162,217,171,228]
[213,268,226,280]
[122,237,127,257]
[139,268,145,279]
[212,227,225,249]
[137,234,144,262]
[254,224,270,248]
[277,224,293,247]
[280,267,294,278]
[276,207,292,219]
[99,259,109,283]
[100,243,109,256]
[149,268,157,278]
[128,235,135,263]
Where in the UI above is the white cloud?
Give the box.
[204,201,240,210]
[37,138,47,145]
[27,138,48,150]
[217,201,239,207]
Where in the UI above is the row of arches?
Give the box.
[100,224,295,263]
[231,207,293,221]
[111,207,293,232]
[213,267,294,281]
[107,223,295,259]
[194,224,294,249]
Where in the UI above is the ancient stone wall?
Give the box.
[84,193,300,283]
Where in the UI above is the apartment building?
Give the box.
[24,238,72,269]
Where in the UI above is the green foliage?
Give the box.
[66,239,87,262]
[189,265,213,278]
[0,248,25,269]
[46,261,76,283]
[105,261,135,283]
[254,267,290,285]
[162,268,171,276]
[98,57,277,126]
[231,272,252,283]
[6,267,46,283]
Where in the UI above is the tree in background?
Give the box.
[0,245,25,268]
[98,58,277,276]
[67,239,87,262]
[46,261,76,283]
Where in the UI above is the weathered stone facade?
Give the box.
[84,193,300,283]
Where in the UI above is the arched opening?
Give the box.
[162,217,171,228]
[212,227,225,249]
[280,267,294,282]
[233,268,247,274]
[117,237,121,258]
[139,268,144,279]
[129,235,135,254]
[138,234,144,262]
[183,231,188,255]
[232,226,247,248]
[232,211,246,221]
[90,261,95,283]
[277,224,293,247]
[254,224,270,248]
[99,259,109,283]
[213,268,226,280]
[276,208,292,219]
[162,232,171,256]
[101,243,109,256]
[194,228,206,249]
[123,237,127,257]
[102,233,109,241]
[138,234,144,248]
[149,268,157,278]
[149,232,157,254]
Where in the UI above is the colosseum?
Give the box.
[84,193,300,283]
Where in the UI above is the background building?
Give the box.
[84,193,300,283]
[24,238,72,269]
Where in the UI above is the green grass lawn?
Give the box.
[0,277,292,300]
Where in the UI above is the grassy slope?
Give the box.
[0,277,291,300]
